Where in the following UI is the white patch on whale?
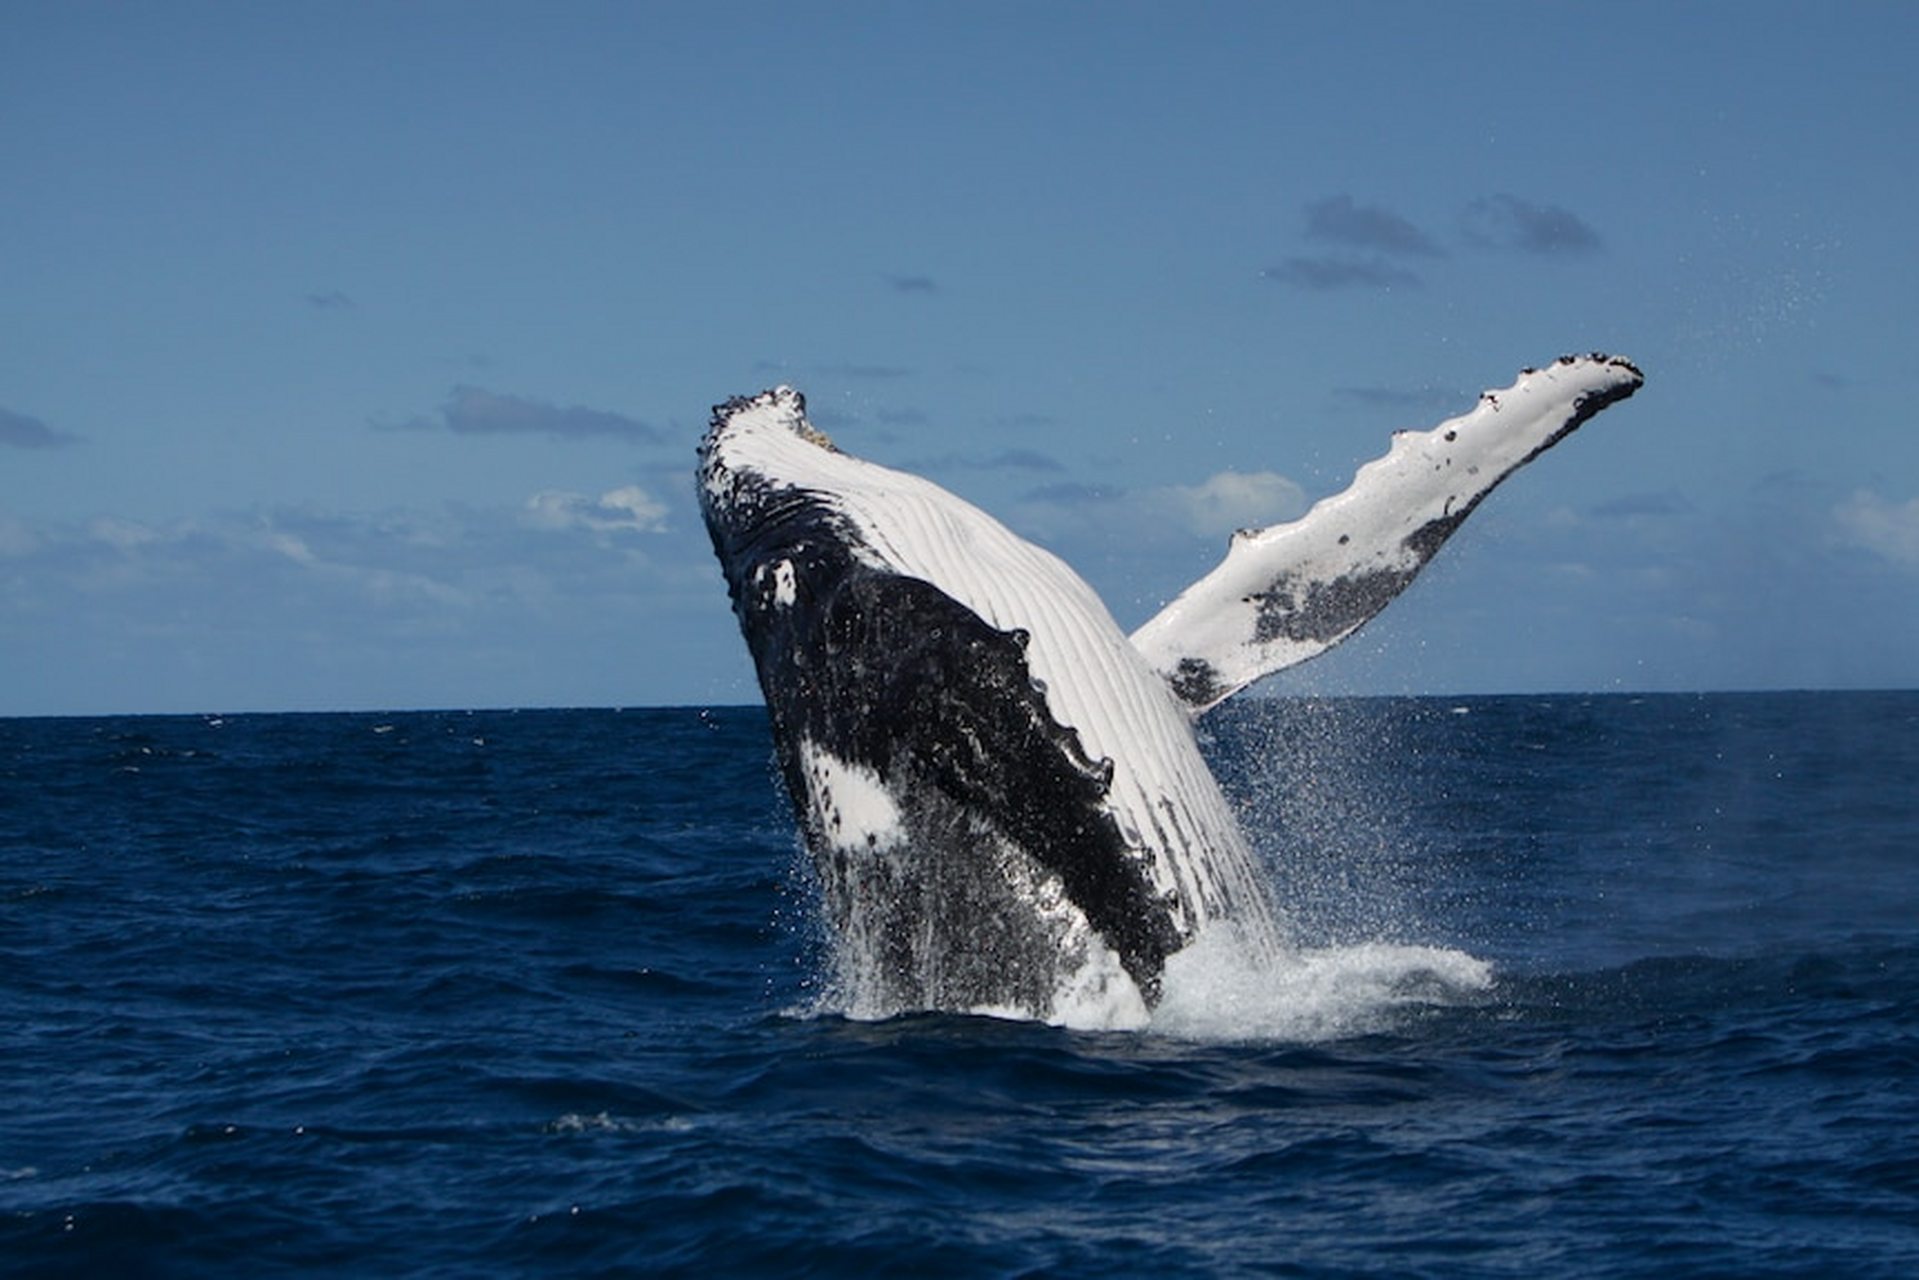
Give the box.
[1133,356,1646,709]
[796,738,903,854]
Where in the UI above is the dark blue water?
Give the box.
[3,693,1916,1277]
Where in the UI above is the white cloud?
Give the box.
[524,485,669,535]
[1834,490,1919,568]
[1165,470,1308,539]
[599,486,670,531]
[88,517,160,551]
[1013,468,1310,551]
[264,529,320,566]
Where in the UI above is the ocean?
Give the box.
[3,692,1916,1277]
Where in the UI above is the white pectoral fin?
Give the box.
[1131,354,1645,712]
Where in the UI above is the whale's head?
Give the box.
[695,386,868,589]
[697,386,864,631]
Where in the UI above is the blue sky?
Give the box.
[5,1,1916,715]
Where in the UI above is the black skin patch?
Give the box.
[701,462,1181,1005]
[1251,563,1416,647]
[1168,657,1225,708]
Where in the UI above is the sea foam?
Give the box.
[1148,923,1494,1044]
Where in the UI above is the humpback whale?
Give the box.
[699,355,1643,1025]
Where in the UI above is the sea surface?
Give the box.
[3,692,1916,1277]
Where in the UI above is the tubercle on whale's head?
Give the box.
[706,386,839,454]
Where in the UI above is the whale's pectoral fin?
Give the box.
[1130,354,1644,713]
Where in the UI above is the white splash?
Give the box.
[805,926,1491,1040]
[1149,923,1494,1044]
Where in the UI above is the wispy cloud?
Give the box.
[0,406,80,450]
[15,509,475,614]
[1835,490,1919,568]
[1264,195,1443,292]
[985,448,1065,473]
[1018,469,1307,543]
[1023,481,1125,506]
[6,495,687,629]
[1305,195,1443,258]
[886,274,938,294]
[1265,192,1603,292]
[0,495,733,713]
[1591,492,1692,520]
[918,447,1067,475]
[306,290,356,310]
[1262,257,1423,291]
[1462,194,1603,255]
[995,411,1058,429]
[1165,471,1308,538]
[524,486,669,535]
[380,387,664,443]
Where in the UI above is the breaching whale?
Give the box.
[699,354,1642,1025]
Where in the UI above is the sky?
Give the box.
[4,1,1917,715]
